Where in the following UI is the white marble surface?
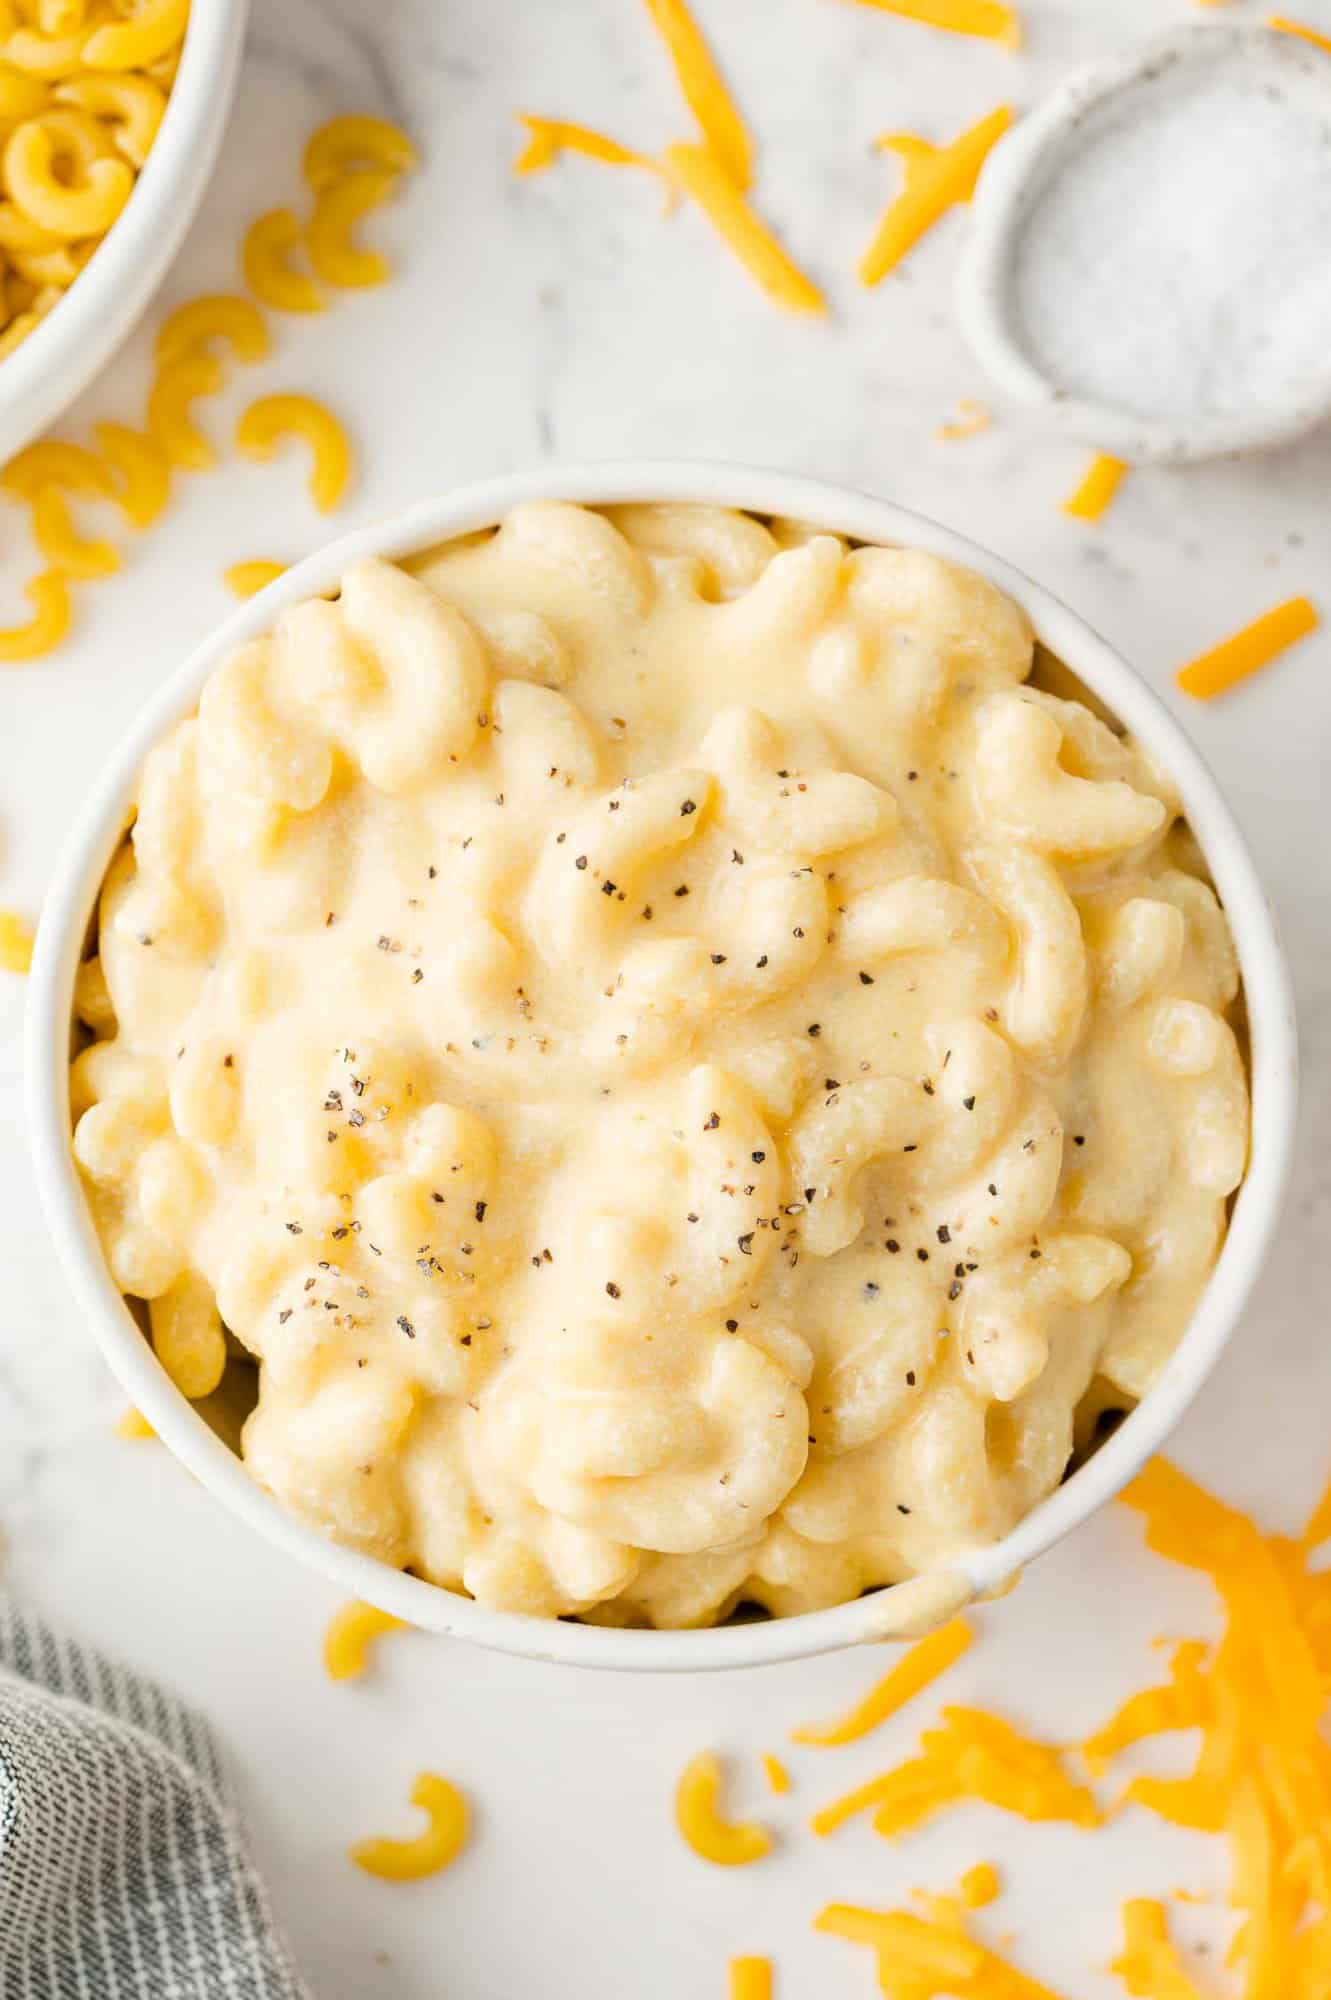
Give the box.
[4,2,1331,1994]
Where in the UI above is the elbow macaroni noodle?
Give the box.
[72,504,1250,1628]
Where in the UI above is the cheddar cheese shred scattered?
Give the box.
[729,1957,772,2000]
[0,909,34,973]
[958,1863,1000,1910]
[675,1751,774,1866]
[844,0,1024,48]
[1268,14,1331,54]
[513,115,666,186]
[1112,1899,1208,2000]
[791,1618,973,1747]
[859,107,1012,286]
[1061,452,1128,522]
[323,1599,407,1682]
[761,1752,791,1795]
[1175,594,1319,700]
[663,142,825,314]
[811,1703,1098,1840]
[642,0,753,189]
[815,1895,1066,1998]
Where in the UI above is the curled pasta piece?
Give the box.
[493,501,654,620]
[224,559,286,599]
[1,436,114,499]
[148,350,223,470]
[606,502,778,595]
[0,908,35,973]
[156,291,268,366]
[303,113,417,191]
[0,198,63,252]
[3,118,131,235]
[788,1076,923,1257]
[350,1772,469,1880]
[31,487,119,577]
[148,1270,226,1400]
[306,167,397,287]
[11,236,93,286]
[236,394,353,512]
[0,67,52,119]
[323,1598,407,1681]
[675,1752,773,1866]
[974,694,1168,862]
[94,421,170,527]
[81,0,187,70]
[115,1406,155,1439]
[241,207,323,313]
[54,71,165,165]
[966,844,1087,1073]
[196,637,333,817]
[838,876,1008,975]
[958,1232,1131,1402]
[0,570,70,660]
[2,16,105,80]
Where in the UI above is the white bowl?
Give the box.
[957,24,1331,465]
[25,462,1297,1671]
[0,0,249,465]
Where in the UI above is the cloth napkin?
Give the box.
[0,1596,310,2000]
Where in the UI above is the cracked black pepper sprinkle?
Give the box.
[859,971,874,985]
[679,799,697,816]
[937,1224,951,1244]
[397,1316,415,1338]
[605,1281,621,1298]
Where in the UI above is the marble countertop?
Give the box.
[4,1,1330,1993]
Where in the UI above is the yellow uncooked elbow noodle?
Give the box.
[148,351,224,471]
[323,1599,407,1681]
[642,0,752,189]
[761,1752,790,1795]
[729,1957,771,2000]
[2,22,99,80]
[514,115,666,185]
[843,0,1023,48]
[81,0,188,71]
[115,1406,156,1439]
[305,168,397,287]
[235,394,353,513]
[0,68,52,118]
[674,1751,773,1866]
[0,570,70,660]
[791,1618,972,1746]
[156,293,269,366]
[1267,14,1331,53]
[1175,595,1319,699]
[664,142,824,315]
[303,113,417,191]
[859,105,1012,286]
[54,73,165,167]
[3,120,132,235]
[2,438,115,499]
[31,486,120,577]
[242,208,324,314]
[350,1772,469,1880]
[94,422,170,528]
[224,559,287,599]
[0,908,34,972]
[1062,451,1128,521]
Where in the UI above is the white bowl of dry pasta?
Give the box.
[26,462,1296,1672]
[0,0,247,464]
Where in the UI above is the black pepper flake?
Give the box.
[674,884,689,898]
[278,1308,292,1323]
[807,1023,821,1038]
[963,1095,976,1111]
[824,1078,840,1092]
[348,1109,365,1128]
[725,1318,738,1332]
[948,1280,963,1300]
[886,1238,900,1253]
[792,927,804,939]
[751,1151,765,1164]
[859,971,874,985]
[428,865,437,878]
[332,1226,348,1240]
[731,849,744,865]
[897,1502,912,1515]
[710,953,727,965]
[987,1182,998,1197]
[687,1212,699,1224]
[679,799,697,816]
[1074,1134,1086,1146]
[921,1078,935,1096]
[738,1233,754,1256]
[606,1281,621,1298]
[936,1224,951,1244]
[475,1200,487,1222]
[864,1281,880,1298]
[905,1370,916,1386]
[575,854,588,870]
[601,879,617,897]
[285,1222,302,1235]
[397,1315,415,1338]
[903,1143,918,1153]
[411,968,423,984]
[917,1248,929,1262]
[804,1187,816,1204]
[756,954,768,969]
[704,1112,720,1131]
[1030,1247,1042,1260]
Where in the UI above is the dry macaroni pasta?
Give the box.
[72,504,1249,1628]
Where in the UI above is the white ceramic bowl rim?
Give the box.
[26,461,1297,1672]
[957,22,1331,467]
[0,0,248,464]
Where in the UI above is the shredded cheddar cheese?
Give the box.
[1061,452,1128,522]
[844,0,1023,47]
[761,1753,791,1796]
[811,1704,1098,1840]
[815,1895,1067,1997]
[791,1618,972,1748]
[0,908,34,973]
[1175,595,1319,699]
[663,142,824,313]
[323,1599,407,1682]
[937,397,993,440]
[859,107,1012,287]
[675,1751,774,1866]
[350,1772,469,1880]
[513,115,667,187]
[1268,12,1331,51]
[1111,1899,1207,2000]
[729,1957,772,2000]
[958,1863,1000,1910]
[642,0,753,189]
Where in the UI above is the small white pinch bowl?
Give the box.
[958,24,1331,465]
[26,462,1297,1672]
[0,0,249,465]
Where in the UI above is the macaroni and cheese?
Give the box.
[71,503,1249,1627]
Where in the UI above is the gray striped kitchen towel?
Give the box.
[0,1596,311,2000]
